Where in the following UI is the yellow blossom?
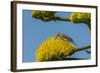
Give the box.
[36,37,76,62]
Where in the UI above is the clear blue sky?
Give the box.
[22,10,91,62]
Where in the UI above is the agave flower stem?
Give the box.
[73,45,91,53]
[87,23,91,31]
[55,17,71,21]
[61,57,88,60]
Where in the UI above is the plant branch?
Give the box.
[61,57,88,60]
[86,22,91,31]
[73,45,91,52]
[55,17,71,21]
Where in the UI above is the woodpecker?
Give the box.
[55,32,77,46]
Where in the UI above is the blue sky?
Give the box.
[22,10,91,62]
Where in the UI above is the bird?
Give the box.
[55,32,77,46]
[55,32,90,54]
[85,50,91,54]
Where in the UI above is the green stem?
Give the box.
[87,23,91,31]
[73,45,91,52]
[55,17,71,21]
[61,57,88,60]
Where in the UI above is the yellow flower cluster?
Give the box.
[31,10,55,22]
[70,12,91,23]
[35,37,76,62]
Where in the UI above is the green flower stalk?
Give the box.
[31,11,91,62]
[31,11,91,30]
[70,12,91,30]
[70,12,91,23]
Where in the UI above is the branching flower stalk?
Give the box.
[73,45,91,52]
[32,11,91,30]
[35,37,91,62]
[32,11,91,61]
